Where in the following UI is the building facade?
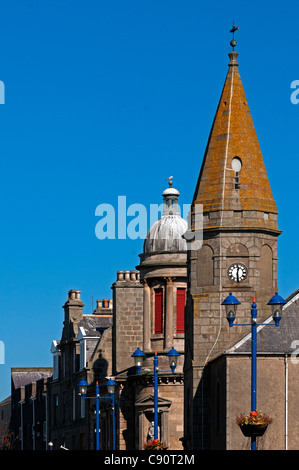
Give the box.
[46,180,188,450]
[113,181,187,450]
[10,368,52,450]
[47,289,113,450]
[183,40,298,450]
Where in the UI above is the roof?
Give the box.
[11,368,53,389]
[144,215,188,253]
[0,396,11,406]
[192,50,278,231]
[227,290,299,354]
[78,314,113,337]
[77,314,113,364]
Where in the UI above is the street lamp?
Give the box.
[131,346,181,442]
[78,378,117,450]
[131,347,147,373]
[106,378,116,450]
[221,292,241,327]
[166,346,181,373]
[221,292,286,450]
[267,292,286,326]
[78,378,88,397]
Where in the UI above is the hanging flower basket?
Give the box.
[143,440,167,450]
[236,411,273,438]
[240,424,268,437]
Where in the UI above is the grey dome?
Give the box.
[143,179,188,253]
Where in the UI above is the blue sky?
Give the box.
[0,0,298,401]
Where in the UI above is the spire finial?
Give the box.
[230,21,239,50]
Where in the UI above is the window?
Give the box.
[51,341,60,380]
[62,351,66,377]
[154,289,163,334]
[73,346,77,373]
[62,392,66,423]
[53,353,59,380]
[53,395,59,425]
[176,288,185,333]
[73,389,76,421]
[80,340,86,370]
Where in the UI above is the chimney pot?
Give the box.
[75,290,81,299]
[68,289,76,300]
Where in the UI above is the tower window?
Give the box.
[176,288,186,333]
[154,289,163,335]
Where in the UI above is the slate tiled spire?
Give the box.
[192,50,279,233]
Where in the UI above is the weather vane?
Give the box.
[230,21,239,50]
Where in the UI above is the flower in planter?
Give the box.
[236,411,273,438]
[143,439,167,450]
[236,410,273,427]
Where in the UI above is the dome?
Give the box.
[143,179,188,253]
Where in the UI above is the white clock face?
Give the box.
[228,263,247,282]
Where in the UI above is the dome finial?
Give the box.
[230,21,239,51]
[166,176,173,187]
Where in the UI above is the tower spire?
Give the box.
[192,38,279,234]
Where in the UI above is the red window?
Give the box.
[176,288,185,333]
[154,289,163,334]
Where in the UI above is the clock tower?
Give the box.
[184,37,281,449]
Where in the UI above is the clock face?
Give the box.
[228,263,247,283]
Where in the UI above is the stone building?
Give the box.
[113,181,187,450]
[183,37,299,450]
[46,180,187,450]
[221,289,299,450]
[48,290,113,450]
[10,368,52,450]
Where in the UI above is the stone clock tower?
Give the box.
[184,42,281,449]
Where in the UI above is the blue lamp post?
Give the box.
[106,378,116,450]
[78,377,117,450]
[131,346,181,441]
[222,292,286,450]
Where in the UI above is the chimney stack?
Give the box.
[62,289,84,341]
